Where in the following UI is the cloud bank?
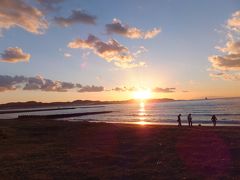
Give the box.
[0,47,30,63]
[105,19,160,39]
[0,75,103,93]
[0,0,48,35]
[0,75,25,91]
[0,75,177,95]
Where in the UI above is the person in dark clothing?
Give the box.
[188,113,192,127]
[177,114,182,126]
[211,115,217,127]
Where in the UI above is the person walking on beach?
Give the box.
[188,114,192,127]
[177,114,182,126]
[211,115,217,127]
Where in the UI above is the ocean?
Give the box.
[1,98,240,126]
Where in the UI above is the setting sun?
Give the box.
[133,89,152,100]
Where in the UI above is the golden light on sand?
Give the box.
[133,89,152,100]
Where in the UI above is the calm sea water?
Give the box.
[1,98,240,126]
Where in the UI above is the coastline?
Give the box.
[0,118,239,179]
[73,120,240,127]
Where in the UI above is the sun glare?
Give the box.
[133,89,152,100]
[136,121,148,125]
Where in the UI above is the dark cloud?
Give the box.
[54,10,96,27]
[61,82,75,89]
[0,75,26,91]
[78,85,104,93]
[23,76,44,90]
[106,19,128,35]
[40,79,65,92]
[0,47,30,63]
[0,0,48,35]
[76,83,82,88]
[153,87,176,93]
[24,77,75,92]
[68,34,145,68]
[105,18,160,39]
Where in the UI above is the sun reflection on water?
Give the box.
[137,101,148,125]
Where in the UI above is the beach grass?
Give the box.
[0,119,239,179]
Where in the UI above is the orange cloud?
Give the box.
[227,11,240,32]
[0,0,48,34]
[209,10,240,80]
[144,28,161,39]
[209,54,240,71]
[217,40,240,54]
[0,47,30,63]
[68,34,145,68]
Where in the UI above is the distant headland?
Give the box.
[0,98,175,109]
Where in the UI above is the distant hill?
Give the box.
[0,98,175,109]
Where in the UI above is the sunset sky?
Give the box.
[0,0,240,103]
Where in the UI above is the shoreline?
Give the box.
[3,116,240,127]
[77,120,240,127]
[56,117,240,127]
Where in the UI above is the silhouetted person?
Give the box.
[211,115,217,127]
[177,114,182,126]
[188,113,192,127]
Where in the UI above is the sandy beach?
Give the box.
[0,118,239,179]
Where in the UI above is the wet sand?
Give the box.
[0,118,239,179]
